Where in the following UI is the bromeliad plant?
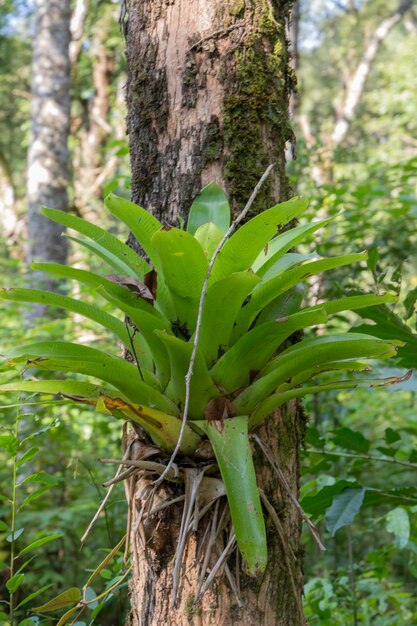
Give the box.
[0,184,403,578]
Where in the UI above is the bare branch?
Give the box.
[331,0,414,145]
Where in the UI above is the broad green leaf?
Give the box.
[325,488,365,536]
[16,584,53,609]
[97,395,200,454]
[17,534,62,557]
[386,507,410,548]
[0,288,131,349]
[187,183,231,235]
[210,196,309,283]
[249,369,410,428]
[104,193,162,266]
[252,215,334,274]
[31,262,162,318]
[355,304,417,369]
[232,252,368,341]
[277,360,371,390]
[0,380,115,399]
[197,271,260,366]
[301,481,360,518]
[64,235,137,278]
[303,293,398,317]
[385,427,401,444]
[6,573,24,594]
[194,416,267,576]
[5,342,177,414]
[235,334,401,414]
[42,207,149,277]
[151,228,208,332]
[154,331,219,418]
[212,308,328,391]
[33,587,82,612]
[255,284,306,325]
[193,222,224,260]
[332,427,371,453]
[96,287,171,388]
[0,520,8,531]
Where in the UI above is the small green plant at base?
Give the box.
[0,182,404,608]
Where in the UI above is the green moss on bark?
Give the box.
[222,0,295,212]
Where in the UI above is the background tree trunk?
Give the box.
[26,0,71,315]
[125,1,306,624]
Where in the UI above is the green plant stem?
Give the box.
[9,408,19,626]
[306,448,417,470]
[347,528,358,626]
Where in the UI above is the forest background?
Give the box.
[1,0,417,624]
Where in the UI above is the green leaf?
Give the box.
[332,427,370,453]
[385,507,410,548]
[0,520,8,531]
[55,607,80,626]
[197,271,260,366]
[355,304,417,369]
[193,222,224,260]
[385,427,401,444]
[249,376,389,429]
[252,215,334,275]
[33,587,82,612]
[42,207,149,278]
[194,416,267,576]
[0,380,114,399]
[96,288,171,388]
[17,447,39,468]
[19,487,51,511]
[235,334,401,414]
[301,481,361,518]
[325,488,365,536]
[154,332,219,418]
[404,286,417,320]
[151,228,208,331]
[16,584,53,609]
[31,263,160,317]
[0,288,131,349]
[5,342,177,414]
[187,183,231,234]
[210,196,309,282]
[211,308,328,392]
[303,293,399,317]
[232,252,368,340]
[104,193,162,266]
[6,573,24,594]
[17,534,62,557]
[64,235,138,278]
[97,395,200,454]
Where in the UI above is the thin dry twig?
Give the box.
[197,533,237,600]
[155,164,275,486]
[253,433,325,551]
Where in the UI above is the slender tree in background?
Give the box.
[26,0,71,313]
[124,1,304,624]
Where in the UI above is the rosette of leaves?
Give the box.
[0,185,402,577]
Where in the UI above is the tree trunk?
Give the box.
[26,0,71,313]
[125,2,305,624]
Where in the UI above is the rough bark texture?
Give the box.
[26,0,71,311]
[125,1,305,624]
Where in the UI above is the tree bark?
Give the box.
[26,0,71,313]
[125,2,305,624]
